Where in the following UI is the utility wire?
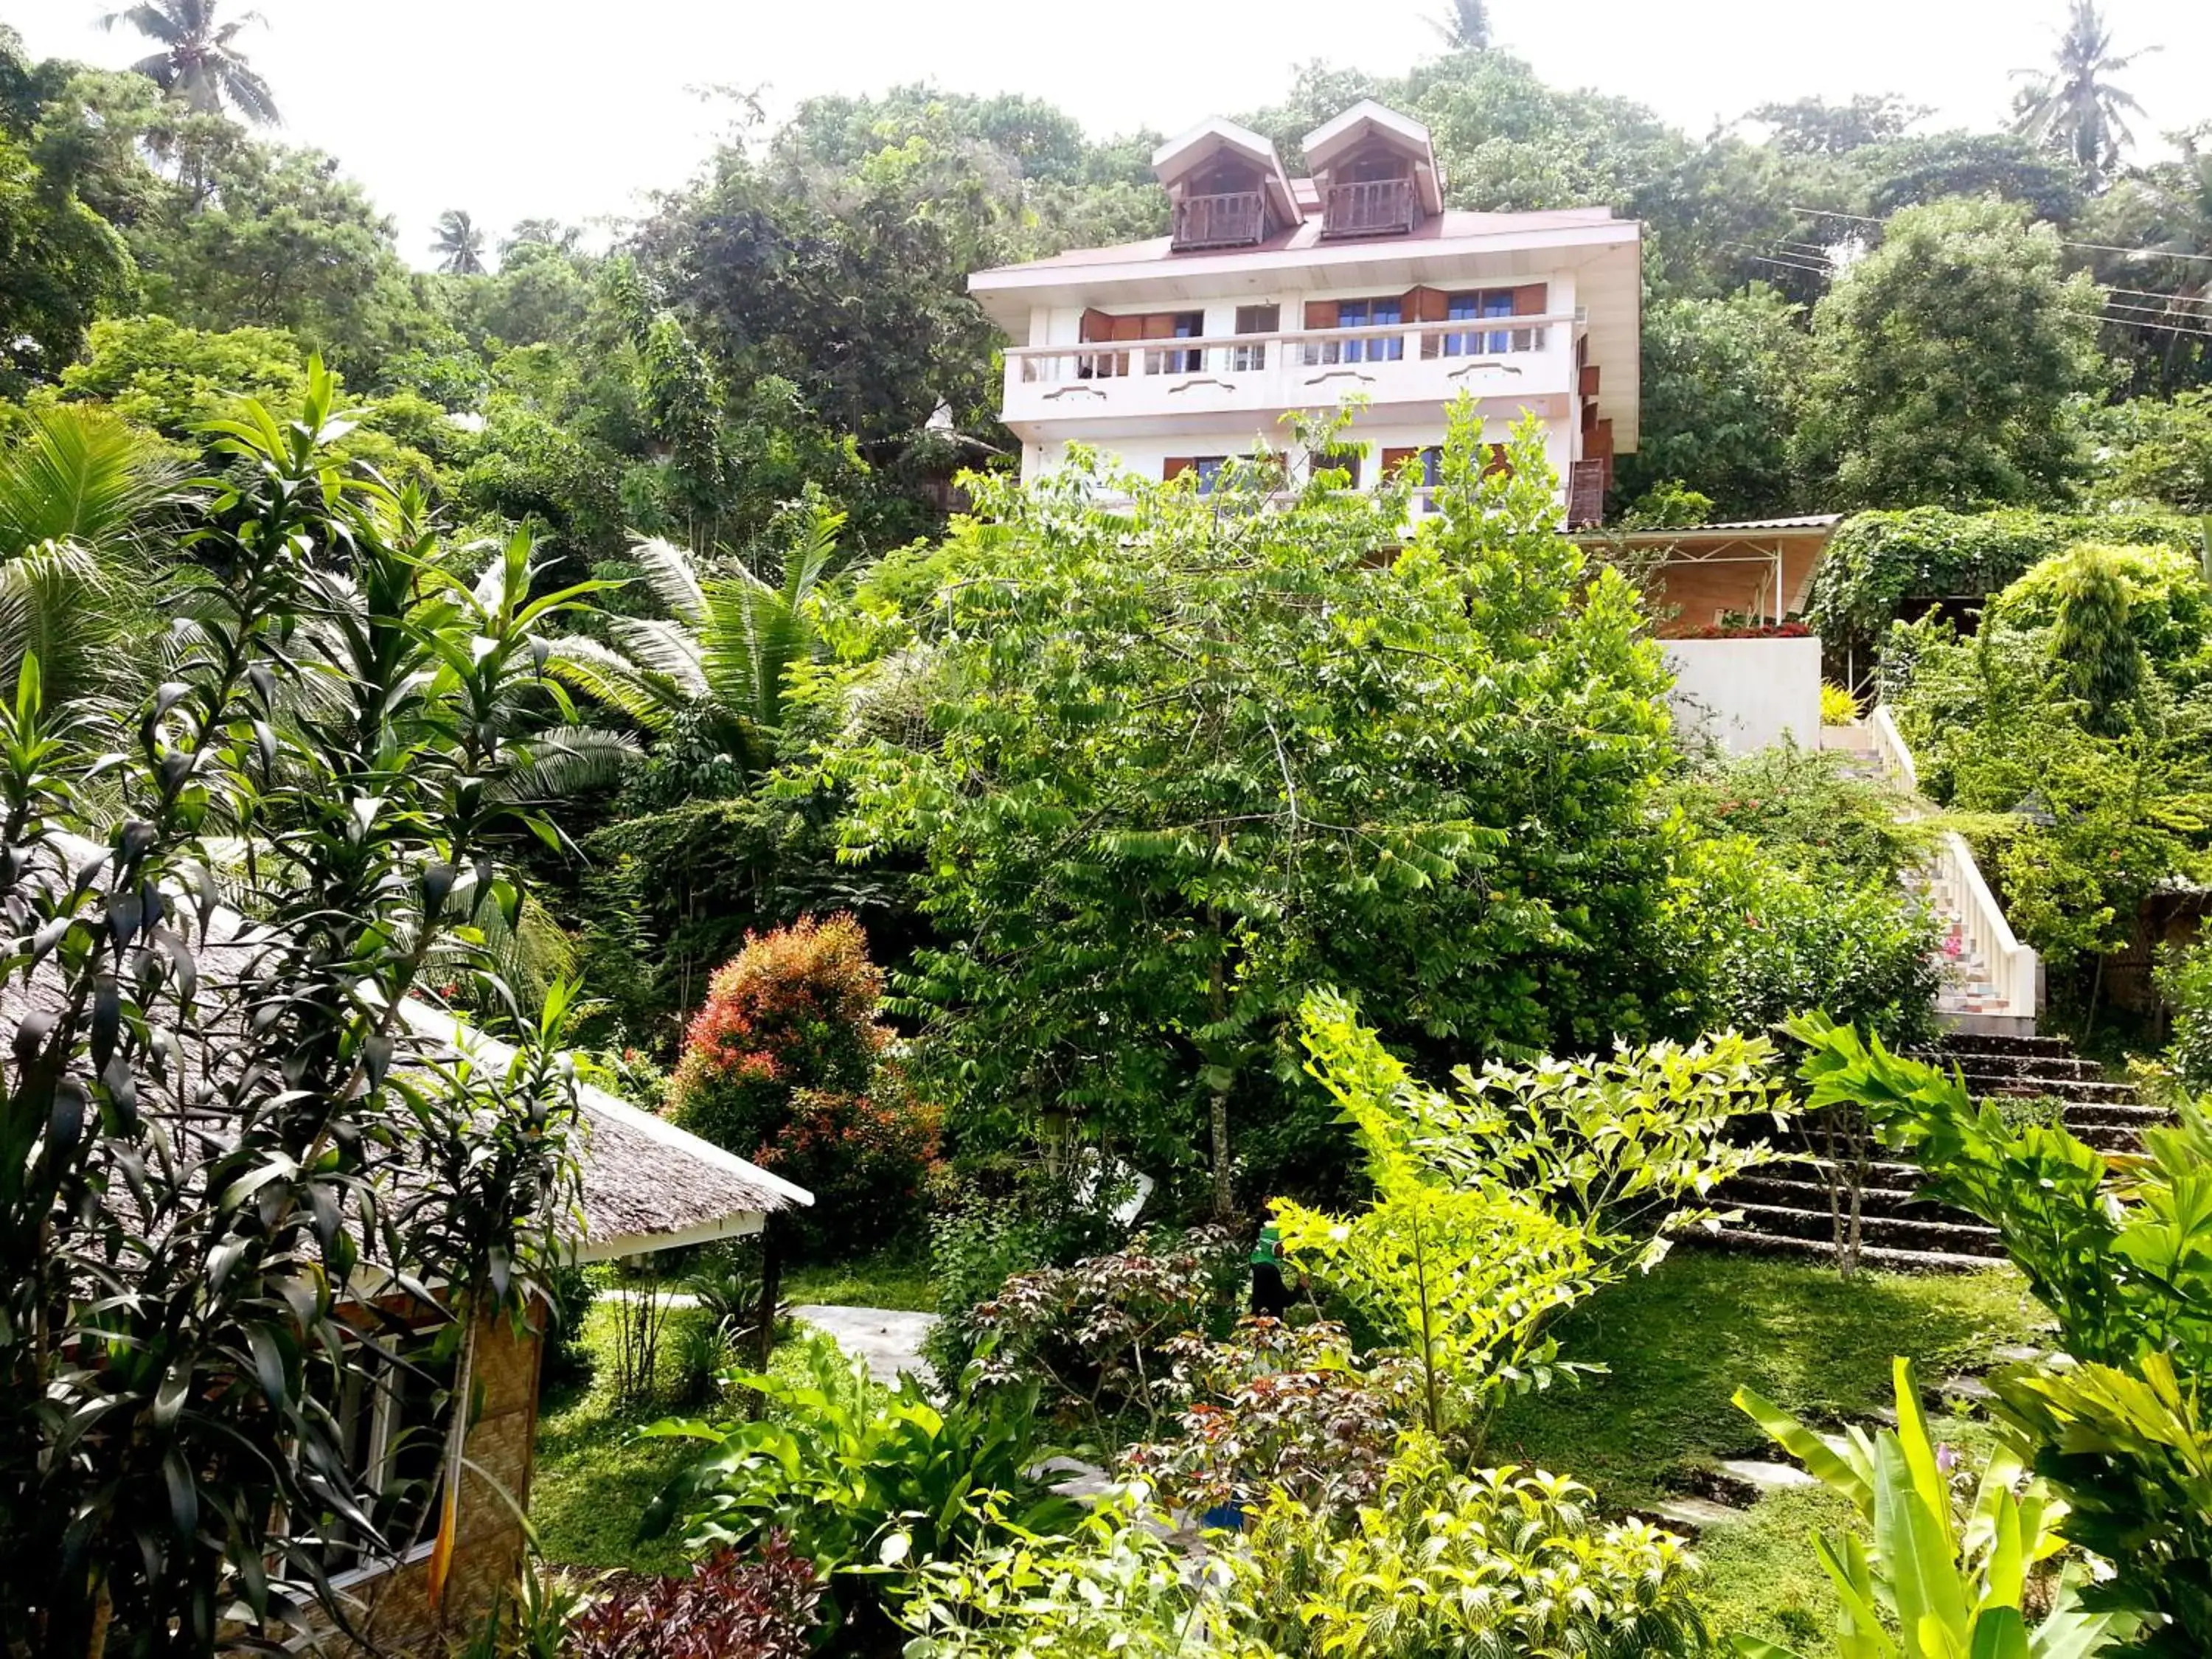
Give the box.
[1792,204,2212,266]
[2065,307,2212,342]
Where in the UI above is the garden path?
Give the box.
[794,1304,939,1386]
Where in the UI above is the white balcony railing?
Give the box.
[1003,316,1575,425]
[1870,706,2042,1022]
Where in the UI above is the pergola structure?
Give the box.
[1574,515,1843,636]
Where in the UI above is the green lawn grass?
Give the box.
[1486,1249,2046,1655]
[781,1250,936,1312]
[532,1303,861,1576]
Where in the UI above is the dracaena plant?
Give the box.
[1732,1356,2139,1659]
[0,361,600,1658]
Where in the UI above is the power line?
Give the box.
[1792,204,2212,267]
[2103,284,2212,308]
[1721,242,1834,278]
[2066,307,2212,342]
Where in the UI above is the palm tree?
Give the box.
[2011,0,2157,191]
[1429,0,1493,49]
[100,0,279,125]
[502,218,585,258]
[0,406,187,706]
[431,210,490,276]
[547,504,841,779]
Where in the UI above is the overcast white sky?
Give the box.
[12,0,2209,267]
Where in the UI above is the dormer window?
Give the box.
[1152,119,1301,252]
[1299,100,1447,240]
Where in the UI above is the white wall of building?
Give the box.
[1662,637,1823,755]
[1022,416,1573,495]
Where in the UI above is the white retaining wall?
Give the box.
[1661,636,1823,755]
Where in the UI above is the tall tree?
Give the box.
[2010,0,2154,192]
[1792,198,2107,509]
[828,413,1685,1212]
[100,0,279,125]
[431,207,489,275]
[1430,0,1493,49]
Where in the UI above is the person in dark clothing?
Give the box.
[1249,1222,1291,1319]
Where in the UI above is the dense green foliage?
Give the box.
[0,372,594,1651]
[1792,1015,2212,1648]
[827,415,1687,1208]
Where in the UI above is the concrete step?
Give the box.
[1725,1201,2006,1258]
[1955,1072,2138,1104]
[1703,1225,2004,1275]
[1723,1175,1956,1222]
[1909,1050,2105,1083]
[2062,1101,2168,1128]
[1935,1032,2079,1061]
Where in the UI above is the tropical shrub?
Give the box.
[1118,1320,1416,1516]
[0,368,594,1646]
[1674,743,1931,888]
[1733,1357,2138,1658]
[1820,680,1862,725]
[1275,994,1790,1408]
[564,1538,823,1659]
[1693,846,1945,1046]
[642,1338,1078,1629]
[969,1227,1244,1439]
[1245,1438,1711,1659]
[1272,996,1602,1439]
[667,911,889,1155]
[751,1077,942,1259]
[1790,1015,2212,1646]
[1986,538,2212,668]
[824,406,1687,1211]
[898,1495,1270,1659]
[1803,506,2192,658]
[2157,937,2212,1091]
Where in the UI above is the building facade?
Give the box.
[967,100,1642,522]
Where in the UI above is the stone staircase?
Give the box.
[1707,1030,2166,1272]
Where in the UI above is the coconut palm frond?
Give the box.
[0,405,187,561]
[489,725,641,806]
[606,616,709,693]
[103,0,279,124]
[625,535,708,627]
[542,637,681,734]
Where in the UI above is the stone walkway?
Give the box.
[793,1304,939,1387]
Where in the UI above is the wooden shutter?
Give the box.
[1109,313,1148,342]
[1402,286,1450,322]
[1579,364,1601,397]
[1512,282,1548,316]
[1164,457,1194,479]
[1484,444,1513,479]
[1304,299,1340,330]
[1381,446,1417,476]
[1080,308,1116,342]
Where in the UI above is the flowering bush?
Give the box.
[754,1078,943,1258]
[564,1539,822,1659]
[667,913,890,1159]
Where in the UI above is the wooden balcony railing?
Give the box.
[1172,191,1267,250]
[1321,177,1416,238]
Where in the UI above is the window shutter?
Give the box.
[1108,313,1147,342]
[1304,299,1340,330]
[1080,308,1115,342]
[1402,286,1449,322]
[1484,444,1514,479]
[1380,446,1417,477]
[1512,282,1548,316]
[1164,457,1194,479]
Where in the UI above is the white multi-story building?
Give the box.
[967,100,1642,523]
